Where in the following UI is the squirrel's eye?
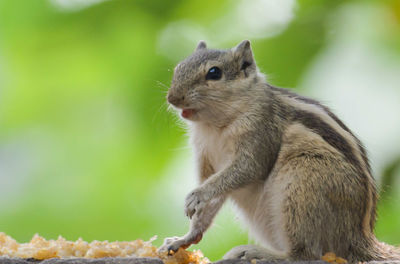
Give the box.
[206,67,222,80]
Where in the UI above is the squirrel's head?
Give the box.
[167,40,261,124]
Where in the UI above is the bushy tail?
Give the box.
[348,237,400,263]
[371,240,400,261]
[360,237,400,262]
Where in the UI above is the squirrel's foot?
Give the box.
[158,236,185,254]
[158,233,203,255]
[185,187,213,218]
[223,245,287,261]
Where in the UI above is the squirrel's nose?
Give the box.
[167,94,184,106]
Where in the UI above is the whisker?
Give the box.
[169,145,192,152]
[151,100,169,124]
[155,80,170,90]
[151,80,170,95]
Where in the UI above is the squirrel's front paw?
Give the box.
[185,187,213,219]
[158,236,186,254]
[158,233,202,254]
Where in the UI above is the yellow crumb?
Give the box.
[321,252,348,264]
[0,232,209,264]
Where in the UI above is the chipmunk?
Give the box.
[158,40,400,263]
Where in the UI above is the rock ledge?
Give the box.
[0,257,399,264]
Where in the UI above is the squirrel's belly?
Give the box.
[229,182,290,254]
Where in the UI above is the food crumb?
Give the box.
[321,252,348,264]
[0,232,209,264]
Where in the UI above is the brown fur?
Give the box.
[159,40,400,263]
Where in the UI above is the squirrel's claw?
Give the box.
[158,233,203,255]
[158,236,181,254]
[184,188,210,219]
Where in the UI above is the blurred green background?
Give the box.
[0,0,399,261]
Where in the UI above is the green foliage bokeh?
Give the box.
[0,0,399,261]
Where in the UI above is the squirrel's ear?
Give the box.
[196,40,207,51]
[233,40,255,75]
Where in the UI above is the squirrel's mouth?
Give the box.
[181,109,196,119]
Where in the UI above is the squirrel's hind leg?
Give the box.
[223,245,287,261]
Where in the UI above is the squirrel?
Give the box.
[158,40,400,263]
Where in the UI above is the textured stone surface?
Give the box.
[0,258,163,264]
[213,259,400,264]
[214,260,328,264]
[1,257,399,264]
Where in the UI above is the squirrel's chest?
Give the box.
[190,125,235,173]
